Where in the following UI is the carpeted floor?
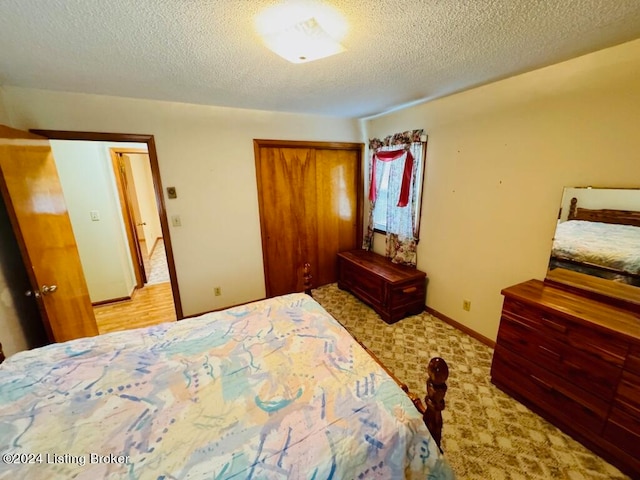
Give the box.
[311,283,629,480]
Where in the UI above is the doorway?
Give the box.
[33,129,182,331]
[109,147,160,289]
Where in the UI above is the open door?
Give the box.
[111,149,148,287]
[0,125,98,342]
[121,153,151,275]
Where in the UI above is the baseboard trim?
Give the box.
[425,306,496,349]
[182,296,268,320]
[92,295,132,307]
[149,236,162,257]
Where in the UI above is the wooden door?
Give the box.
[0,125,99,342]
[314,148,362,286]
[123,155,148,253]
[254,140,363,297]
[110,150,148,287]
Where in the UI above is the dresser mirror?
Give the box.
[545,187,640,310]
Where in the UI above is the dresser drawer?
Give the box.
[496,314,621,399]
[616,371,640,414]
[498,280,640,477]
[491,345,608,434]
[603,408,640,458]
[502,298,628,367]
[626,345,640,376]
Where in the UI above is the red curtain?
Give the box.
[368,149,414,207]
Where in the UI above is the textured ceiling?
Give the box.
[1,1,640,118]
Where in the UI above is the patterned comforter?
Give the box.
[551,220,640,274]
[0,293,454,479]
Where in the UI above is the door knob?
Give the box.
[25,290,41,298]
[137,222,147,226]
[41,285,58,295]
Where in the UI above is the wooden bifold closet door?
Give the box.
[254,140,363,297]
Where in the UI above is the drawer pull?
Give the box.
[538,345,561,362]
[541,316,567,333]
[402,287,417,294]
[531,375,554,392]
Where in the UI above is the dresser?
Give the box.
[491,276,640,478]
[337,249,427,324]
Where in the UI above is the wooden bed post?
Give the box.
[424,357,449,450]
[568,197,578,219]
[303,263,313,296]
[405,356,449,451]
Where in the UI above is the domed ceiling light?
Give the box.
[255,2,347,64]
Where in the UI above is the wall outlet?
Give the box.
[214,286,222,296]
[90,210,100,221]
[463,299,471,311]
[171,215,182,227]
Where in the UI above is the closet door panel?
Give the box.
[256,147,317,297]
[314,148,361,287]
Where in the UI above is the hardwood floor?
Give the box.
[94,282,177,334]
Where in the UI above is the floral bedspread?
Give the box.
[552,220,640,274]
[0,293,454,479]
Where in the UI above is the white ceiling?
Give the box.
[1,1,640,118]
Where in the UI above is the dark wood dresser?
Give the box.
[337,249,426,324]
[491,275,640,478]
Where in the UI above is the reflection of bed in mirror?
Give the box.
[549,195,640,287]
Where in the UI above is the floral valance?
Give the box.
[368,129,424,150]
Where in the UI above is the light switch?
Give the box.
[171,215,182,227]
[90,210,100,221]
[167,187,177,199]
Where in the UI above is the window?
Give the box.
[372,161,391,231]
[371,142,425,236]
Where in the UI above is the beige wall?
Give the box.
[0,88,9,125]
[50,140,138,302]
[1,89,361,318]
[365,39,640,341]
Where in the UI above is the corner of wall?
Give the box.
[0,86,12,126]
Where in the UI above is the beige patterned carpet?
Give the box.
[311,284,630,480]
[147,238,170,285]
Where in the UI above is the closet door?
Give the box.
[314,148,361,287]
[254,140,363,297]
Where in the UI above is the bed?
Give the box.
[549,197,640,286]
[0,288,454,479]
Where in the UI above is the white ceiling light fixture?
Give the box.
[255,2,348,64]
